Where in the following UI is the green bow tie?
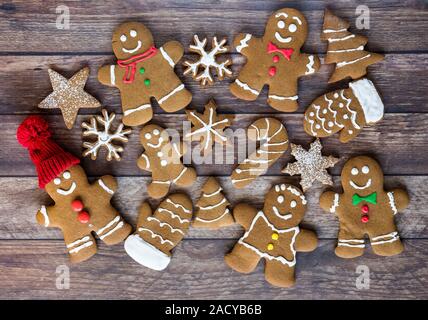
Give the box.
[352,192,377,206]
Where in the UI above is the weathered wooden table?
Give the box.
[0,0,427,299]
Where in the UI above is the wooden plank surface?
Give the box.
[1,0,427,300]
[0,239,426,299]
[0,54,427,114]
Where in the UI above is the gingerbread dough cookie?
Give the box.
[320,156,409,258]
[98,22,192,126]
[304,78,384,143]
[124,194,192,270]
[17,116,132,263]
[230,8,320,112]
[225,184,317,287]
[137,124,197,199]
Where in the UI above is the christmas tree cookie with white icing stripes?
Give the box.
[137,124,197,199]
[124,194,193,271]
[192,177,234,229]
[303,78,384,142]
[320,156,409,258]
[322,9,384,83]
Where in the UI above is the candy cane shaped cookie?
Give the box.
[231,118,289,188]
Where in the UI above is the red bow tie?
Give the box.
[117,46,158,84]
[267,42,293,60]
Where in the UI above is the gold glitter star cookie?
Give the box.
[282,139,339,191]
[184,99,233,154]
[38,67,101,129]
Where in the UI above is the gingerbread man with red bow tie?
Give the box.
[230,8,320,112]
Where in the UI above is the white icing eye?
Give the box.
[153,129,160,136]
[120,34,127,42]
[288,23,297,33]
[130,30,137,37]
[277,20,285,29]
[63,171,71,179]
[362,166,370,174]
[277,195,284,204]
[351,167,359,175]
[54,178,61,185]
[290,200,297,208]
[145,133,152,140]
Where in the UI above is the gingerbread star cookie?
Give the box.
[282,139,339,191]
[38,67,101,129]
[185,99,233,155]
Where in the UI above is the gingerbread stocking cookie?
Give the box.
[124,194,192,271]
[17,116,132,263]
[137,124,197,199]
[225,184,317,287]
[98,22,192,126]
[230,8,320,112]
[320,156,409,258]
[304,78,384,143]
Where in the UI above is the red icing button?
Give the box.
[77,211,90,224]
[268,66,276,76]
[361,204,369,214]
[71,199,84,212]
[273,55,280,63]
[361,215,369,223]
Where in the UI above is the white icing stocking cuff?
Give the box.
[349,78,384,124]
[124,234,171,271]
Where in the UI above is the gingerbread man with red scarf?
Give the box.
[230,8,320,112]
[98,22,192,126]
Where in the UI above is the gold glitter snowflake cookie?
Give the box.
[38,67,101,129]
[183,35,232,86]
[282,139,339,191]
[81,109,131,161]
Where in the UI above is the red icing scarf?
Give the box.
[117,46,158,84]
[267,42,293,60]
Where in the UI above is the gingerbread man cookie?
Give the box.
[124,194,192,271]
[98,22,192,126]
[17,116,132,263]
[137,124,197,199]
[230,8,320,112]
[225,184,317,287]
[320,156,409,258]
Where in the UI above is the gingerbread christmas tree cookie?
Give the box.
[38,67,101,129]
[185,99,233,155]
[192,177,234,229]
[322,9,384,83]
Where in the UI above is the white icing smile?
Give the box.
[147,137,164,148]
[56,182,76,196]
[122,40,142,54]
[350,179,372,190]
[272,206,292,220]
[275,32,292,43]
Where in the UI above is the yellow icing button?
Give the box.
[267,243,274,251]
[271,233,279,241]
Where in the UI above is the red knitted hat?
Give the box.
[17,116,80,189]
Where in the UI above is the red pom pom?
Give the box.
[16,116,51,149]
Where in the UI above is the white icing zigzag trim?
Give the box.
[147,217,184,235]
[341,90,361,129]
[387,192,398,215]
[166,198,191,213]
[234,79,259,96]
[158,208,190,224]
[138,228,174,246]
[305,55,315,75]
[236,34,252,53]
[238,211,300,267]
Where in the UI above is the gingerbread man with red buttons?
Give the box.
[17,116,132,263]
[230,8,320,112]
[320,156,409,258]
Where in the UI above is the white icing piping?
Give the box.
[339,239,364,243]
[286,185,307,205]
[110,65,116,86]
[387,192,398,215]
[56,182,76,196]
[305,55,315,74]
[69,241,94,254]
[39,205,50,227]
[337,54,371,68]
[305,111,317,136]
[98,179,114,194]
[99,221,124,240]
[275,12,288,18]
[293,16,302,25]
[122,40,142,54]
[371,232,399,246]
[160,46,175,67]
[140,154,150,169]
[202,187,222,198]
[315,104,332,134]
[195,208,230,223]
[275,32,292,43]
[323,28,347,33]
[337,242,365,248]
[124,104,151,116]
[198,197,227,210]
[152,180,171,185]
[350,179,372,190]
[234,79,259,96]
[138,228,174,246]
[158,208,190,224]
[330,193,340,213]
[147,217,184,235]
[172,167,189,184]
[272,207,292,221]
[341,90,361,129]
[328,45,364,53]
[97,216,120,236]
[268,94,298,101]
[231,177,254,184]
[327,34,355,42]
[147,137,164,148]
[67,236,91,248]
[236,34,252,53]
[158,84,185,105]
[166,198,191,213]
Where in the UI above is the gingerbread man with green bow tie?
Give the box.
[320,156,409,258]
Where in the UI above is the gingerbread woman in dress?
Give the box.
[230,8,320,112]
[320,156,409,258]
[17,116,132,263]
[98,22,192,126]
[137,124,197,199]
[225,184,318,287]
